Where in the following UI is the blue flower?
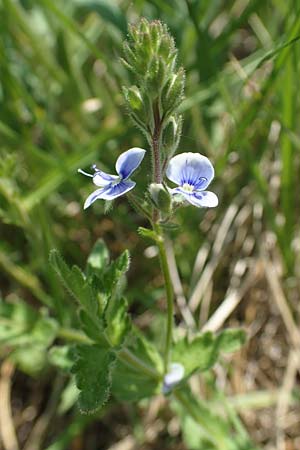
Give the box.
[166,152,218,208]
[78,147,146,209]
[162,362,185,394]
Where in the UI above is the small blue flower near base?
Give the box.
[162,362,185,394]
[78,147,146,209]
[166,152,218,208]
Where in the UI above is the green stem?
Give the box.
[154,224,174,373]
[174,390,233,449]
[119,348,159,379]
[57,327,160,380]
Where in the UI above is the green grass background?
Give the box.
[0,0,300,449]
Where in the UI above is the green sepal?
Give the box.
[162,114,183,156]
[149,183,172,214]
[138,226,159,242]
[161,68,185,117]
[123,85,143,112]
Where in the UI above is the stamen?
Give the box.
[78,168,93,178]
[92,164,100,172]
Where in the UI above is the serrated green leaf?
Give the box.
[0,298,58,375]
[48,345,74,372]
[72,344,116,414]
[0,299,57,347]
[101,249,130,297]
[172,329,246,378]
[216,328,246,354]
[78,309,106,344]
[105,297,131,347]
[111,331,162,401]
[50,250,95,312]
[172,332,217,376]
[0,299,37,345]
[50,250,105,335]
[86,239,110,276]
[11,345,49,376]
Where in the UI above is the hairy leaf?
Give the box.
[0,299,57,347]
[172,329,246,377]
[111,331,162,401]
[216,328,246,353]
[172,332,217,376]
[86,239,110,277]
[72,344,116,414]
[105,297,131,347]
[50,250,105,334]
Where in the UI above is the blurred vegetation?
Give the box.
[0,0,300,449]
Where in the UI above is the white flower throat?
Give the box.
[182,183,195,193]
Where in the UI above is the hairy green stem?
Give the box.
[154,224,174,373]
[152,100,162,185]
[119,348,159,379]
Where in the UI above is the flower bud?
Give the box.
[149,183,172,213]
[161,68,185,115]
[145,57,167,94]
[149,20,163,49]
[123,86,143,112]
[139,18,149,34]
[122,41,136,67]
[128,24,139,41]
[163,115,183,155]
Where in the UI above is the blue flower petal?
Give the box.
[93,171,118,187]
[84,187,107,209]
[99,180,136,199]
[184,190,218,208]
[78,168,118,187]
[115,147,146,180]
[166,152,214,190]
[83,180,136,208]
[162,363,185,394]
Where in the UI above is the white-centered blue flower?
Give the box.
[166,152,218,208]
[78,147,146,209]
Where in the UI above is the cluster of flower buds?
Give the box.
[122,19,184,160]
[78,19,218,217]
